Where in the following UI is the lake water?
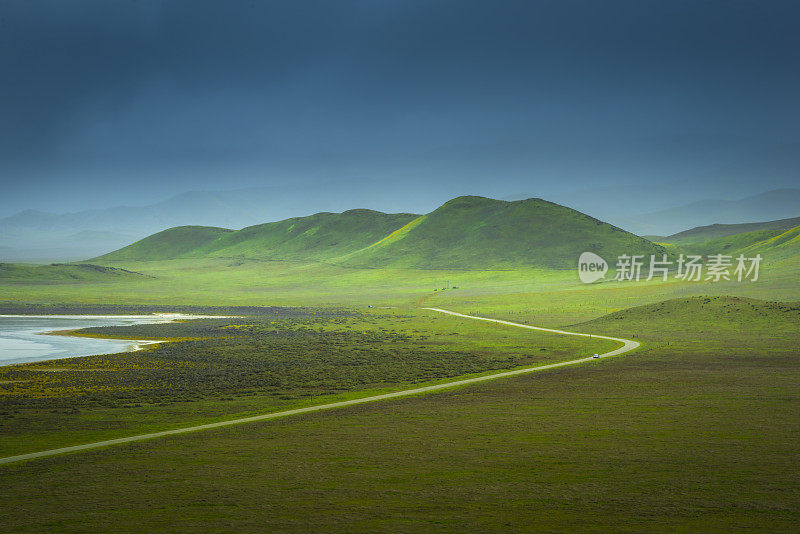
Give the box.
[0,315,196,366]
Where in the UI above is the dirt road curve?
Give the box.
[0,308,639,466]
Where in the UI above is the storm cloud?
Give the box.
[1,0,798,214]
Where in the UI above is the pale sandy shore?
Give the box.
[0,313,234,321]
[0,314,236,366]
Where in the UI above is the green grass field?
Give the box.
[0,296,797,532]
[0,308,617,457]
[1,223,798,532]
[3,247,798,313]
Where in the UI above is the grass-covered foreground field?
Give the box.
[0,308,615,457]
[1,247,798,531]
[0,297,797,531]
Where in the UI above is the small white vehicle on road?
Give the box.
[593,353,599,359]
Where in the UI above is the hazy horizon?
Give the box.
[2,180,797,221]
[1,1,798,218]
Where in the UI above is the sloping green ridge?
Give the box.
[0,263,148,282]
[193,209,420,261]
[94,196,668,269]
[339,196,667,269]
[740,225,800,261]
[580,296,800,332]
[674,227,789,256]
[667,223,800,267]
[662,216,800,245]
[95,226,234,261]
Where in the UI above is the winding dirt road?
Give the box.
[0,308,639,466]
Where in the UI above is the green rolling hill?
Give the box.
[338,196,667,269]
[654,218,800,265]
[94,196,668,269]
[580,295,800,332]
[194,209,420,261]
[740,225,800,262]
[0,263,149,282]
[655,216,800,246]
[94,226,234,261]
[668,227,792,257]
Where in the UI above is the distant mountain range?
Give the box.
[96,196,667,269]
[0,186,368,261]
[652,216,800,245]
[644,215,800,261]
[2,184,798,261]
[615,189,800,236]
[0,180,473,261]
[507,188,800,237]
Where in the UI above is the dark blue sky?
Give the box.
[1,0,798,216]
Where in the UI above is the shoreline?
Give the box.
[38,328,166,353]
[0,313,234,320]
[1,314,235,367]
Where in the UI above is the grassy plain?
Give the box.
[1,242,798,531]
[0,308,616,457]
[0,297,797,532]
[3,248,798,315]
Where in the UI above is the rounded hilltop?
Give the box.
[93,195,667,269]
